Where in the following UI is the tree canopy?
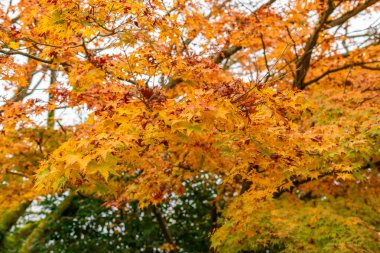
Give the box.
[0,0,379,252]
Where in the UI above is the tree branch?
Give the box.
[152,205,177,252]
[0,201,31,249]
[286,26,299,61]
[304,61,380,87]
[327,0,378,28]
[214,46,243,64]
[293,0,336,89]
[0,49,53,64]
[20,192,76,253]
[361,65,380,70]
[259,33,271,82]
[273,160,380,199]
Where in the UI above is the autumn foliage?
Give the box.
[0,0,379,252]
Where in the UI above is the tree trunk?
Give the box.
[293,1,335,89]
[0,201,31,248]
[19,192,76,253]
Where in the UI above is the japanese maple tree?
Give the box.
[0,0,379,252]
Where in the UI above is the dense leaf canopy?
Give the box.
[0,0,379,252]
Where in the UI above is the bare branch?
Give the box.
[361,65,380,70]
[0,49,53,64]
[286,26,299,60]
[327,0,379,28]
[214,46,243,64]
[304,61,380,87]
[293,0,336,89]
[259,33,271,81]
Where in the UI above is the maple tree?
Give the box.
[0,0,379,252]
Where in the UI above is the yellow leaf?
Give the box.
[8,42,20,50]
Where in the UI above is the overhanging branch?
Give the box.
[273,160,380,199]
[0,49,53,64]
[303,61,380,87]
[327,0,378,28]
